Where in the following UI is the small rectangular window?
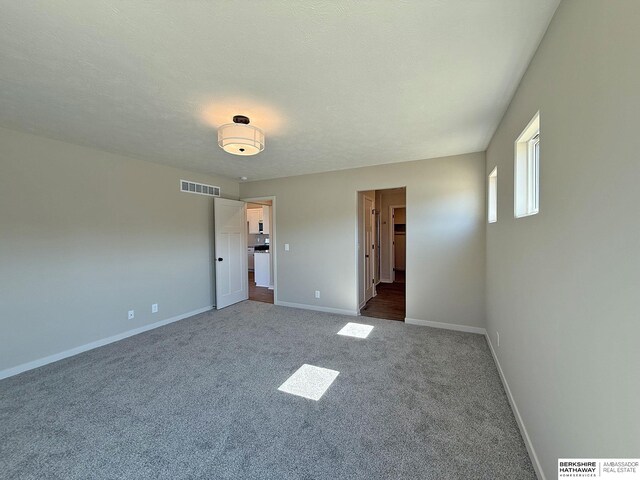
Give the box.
[488,167,497,223]
[515,112,540,217]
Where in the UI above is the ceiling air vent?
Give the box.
[180,180,220,197]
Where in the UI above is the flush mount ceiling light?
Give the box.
[218,115,265,156]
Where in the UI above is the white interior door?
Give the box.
[364,196,375,302]
[214,198,248,309]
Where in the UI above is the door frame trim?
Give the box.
[240,195,277,305]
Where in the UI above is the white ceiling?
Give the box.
[0,1,559,181]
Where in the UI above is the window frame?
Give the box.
[527,133,540,215]
[514,112,540,218]
[488,166,497,224]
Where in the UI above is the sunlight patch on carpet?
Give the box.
[277,364,339,401]
[337,322,374,339]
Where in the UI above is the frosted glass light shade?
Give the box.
[218,123,265,156]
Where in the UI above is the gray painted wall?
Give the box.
[485,0,640,477]
[0,127,239,372]
[240,152,486,327]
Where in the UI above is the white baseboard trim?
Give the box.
[276,301,358,317]
[404,317,487,335]
[485,334,545,480]
[380,277,392,283]
[0,305,213,381]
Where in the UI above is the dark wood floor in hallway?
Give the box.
[360,280,406,321]
[249,271,273,304]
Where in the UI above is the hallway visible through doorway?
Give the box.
[357,187,406,321]
[245,199,274,305]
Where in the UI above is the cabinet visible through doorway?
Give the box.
[247,206,270,234]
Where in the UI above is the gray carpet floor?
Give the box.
[0,301,535,479]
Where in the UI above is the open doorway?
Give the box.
[357,187,406,321]
[390,206,405,283]
[244,198,274,304]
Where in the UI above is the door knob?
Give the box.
[217,257,223,262]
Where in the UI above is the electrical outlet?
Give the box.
[496,331,500,347]
[128,310,135,320]
[152,304,158,313]
[315,290,320,299]
[284,243,290,251]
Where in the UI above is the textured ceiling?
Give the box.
[0,1,559,181]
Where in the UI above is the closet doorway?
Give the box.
[390,205,405,283]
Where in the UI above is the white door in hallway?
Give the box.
[214,198,248,309]
[364,196,375,302]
